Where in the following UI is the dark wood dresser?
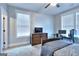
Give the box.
[32,33,48,45]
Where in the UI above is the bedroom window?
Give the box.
[75,12,79,35]
[61,13,74,36]
[16,13,30,37]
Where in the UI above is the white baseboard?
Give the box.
[8,41,30,48]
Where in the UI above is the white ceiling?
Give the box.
[8,3,79,15]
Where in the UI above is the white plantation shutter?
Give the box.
[61,13,74,35]
[75,12,79,35]
[16,13,30,37]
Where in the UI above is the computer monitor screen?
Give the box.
[34,27,43,33]
[58,30,66,34]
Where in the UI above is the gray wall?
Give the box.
[31,13,54,38]
[7,5,55,47]
[4,4,79,48]
[53,15,61,33]
[8,6,31,47]
[0,6,1,52]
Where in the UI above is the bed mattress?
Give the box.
[41,40,72,56]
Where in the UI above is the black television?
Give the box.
[34,27,43,33]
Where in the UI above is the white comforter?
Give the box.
[54,44,79,56]
[41,40,72,56]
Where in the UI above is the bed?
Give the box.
[41,39,73,56]
[54,43,79,56]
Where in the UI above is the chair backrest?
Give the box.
[69,29,75,42]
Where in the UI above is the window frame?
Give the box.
[61,13,75,36]
[16,10,31,38]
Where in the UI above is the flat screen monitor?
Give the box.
[58,30,66,34]
[34,27,43,33]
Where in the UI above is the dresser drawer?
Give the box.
[32,33,48,45]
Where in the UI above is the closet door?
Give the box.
[0,7,2,53]
[0,5,8,51]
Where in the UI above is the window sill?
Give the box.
[16,35,30,38]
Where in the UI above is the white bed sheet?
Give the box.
[54,44,79,56]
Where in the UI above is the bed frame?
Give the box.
[42,38,61,45]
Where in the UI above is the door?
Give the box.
[1,5,8,50]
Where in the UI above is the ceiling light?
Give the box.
[50,3,57,6]
[45,3,59,8]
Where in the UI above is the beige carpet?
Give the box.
[4,44,41,56]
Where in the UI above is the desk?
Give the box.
[74,35,79,43]
[74,35,79,38]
